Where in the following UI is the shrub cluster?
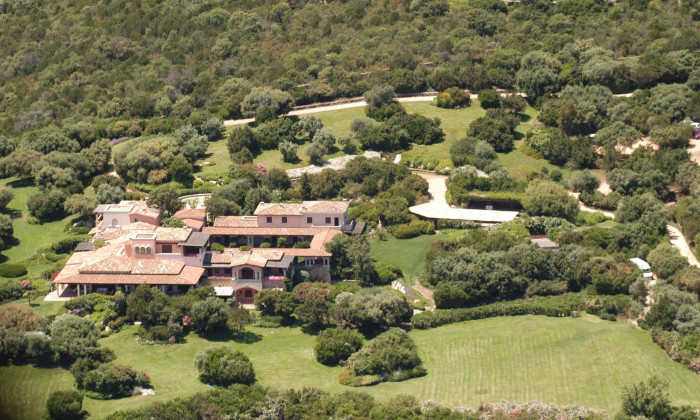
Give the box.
[391,220,435,239]
[412,294,588,329]
[340,328,425,386]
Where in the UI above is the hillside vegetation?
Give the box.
[1,0,697,140]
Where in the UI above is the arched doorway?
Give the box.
[236,288,257,304]
[240,268,255,280]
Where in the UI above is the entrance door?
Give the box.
[247,236,254,246]
[334,217,339,226]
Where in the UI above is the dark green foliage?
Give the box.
[147,183,184,216]
[621,377,673,420]
[522,180,578,221]
[49,314,100,362]
[478,89,501,109]
[342,328,425,385]
[314,328,364,365]
[435,87,471,109]
[254,289,300,325]
[325,234,378,283]
[125,285,168,326]
[391,220,435,239]
[332,288,412,331]
[414,294,591,329]
[46,390,83,420]
[189,297,230,334]
[27,189,65,221]
[647,244,688,279]
[83,364,152,399]
[467,116,515,152]
[0,263,27,278]
[194,346,255,386]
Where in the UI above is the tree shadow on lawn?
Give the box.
[7,178,35,189]
[198,329,263,344]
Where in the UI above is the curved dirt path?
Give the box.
[667,225,700,268]
[223,95,438,127]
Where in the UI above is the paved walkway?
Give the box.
[408,171,519,223]
[223,95,438,127]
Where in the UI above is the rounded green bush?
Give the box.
[0,263,27,278]
[46,389,83,420]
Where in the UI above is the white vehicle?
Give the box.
[630,258,653,278]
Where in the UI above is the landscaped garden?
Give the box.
[2,313,699,419]
[192,99,552,182]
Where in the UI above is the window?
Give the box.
[145,247,152,254]
[134,246,141,254]
[282,216,287,223]
[325,217,331,224]
[307,217,312,224]
[266,216,272,223]
[161,244,172,253]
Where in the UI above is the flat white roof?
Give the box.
[630,258,651,271]
[409,204,519,223]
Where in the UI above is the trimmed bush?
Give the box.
[375,262,402,285]
[210,243,225,252]
[194,346,255,387]
[314,328,364,366]
[0,263,27,278]
[392,220,435,239]
[46,390,83,420]
[83,364,152,399]
[412,294,588,329]
[293,241,311,249]
[341,328,426,386]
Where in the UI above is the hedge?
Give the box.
[0,263,28,278]
[412,294,586,329]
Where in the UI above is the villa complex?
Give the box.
[52,200,360,304]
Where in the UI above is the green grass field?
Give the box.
[370,232,450,282]
[2,315,699,419]
[0,178,74,284]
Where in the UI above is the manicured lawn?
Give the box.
[194,101,552,180]
[0,365,75,420]
[3,315,700,418]
[0,178,74,284]
[195,136,346,178]
[370,232,450,282]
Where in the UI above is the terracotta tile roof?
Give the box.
[93,222,157,241]
[203,226,323,236]
[54,225,204,286]
[278,247,332,257]
[95,200,162,219]
[209,248,286,267]
[56,267,204,285]
[213,216,259,228]
[302,201,351,213]
[173,208,207,221]
[253,201,349,216]
[182,218,205,230]
[310,229,343,250]
[153,227,192,242]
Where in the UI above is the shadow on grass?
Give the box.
[7,178,35,189]
[199,329,263,344]
[519,112,532,124]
